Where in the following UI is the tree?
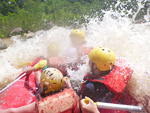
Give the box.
[0,0,25,15]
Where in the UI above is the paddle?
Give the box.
[0,72,26,94]
[96,102,143,112]
[83,97,143,112]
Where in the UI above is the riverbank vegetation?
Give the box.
[0,0,147,38]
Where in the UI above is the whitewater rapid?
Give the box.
[0,10,150,112]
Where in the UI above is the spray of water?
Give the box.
[0,0,150,112]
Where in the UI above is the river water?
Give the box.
[0,1,150,112]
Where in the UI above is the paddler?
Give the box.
[67,29,92,58]
[0,59,74,113]
[80,47,133,113]
[36,67,72,97]
[48,29,92,75]
[23,59,73,96]
[0,62,97,113]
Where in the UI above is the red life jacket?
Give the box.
[82,58,133,113]
[37,88,80,113]
[84,58,133,94]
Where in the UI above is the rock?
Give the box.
[0,39,7,50]
[23,31,35,39]
[10,27,23,36]
[0,38,13,50]
[47,22,54,27]
[44,21,54,29]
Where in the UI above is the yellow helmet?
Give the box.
[40,68,64,95]
[88,47,116,71]
[70,29,86,45]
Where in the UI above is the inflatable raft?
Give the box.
[0,56,138,113]
[0,58,80,113]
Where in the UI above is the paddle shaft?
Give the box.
[0,72,26,94]
[96,102,143,112]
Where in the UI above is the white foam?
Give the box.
[0,1,150,109]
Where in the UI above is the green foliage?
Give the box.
[0,0,109,38]
[0,0,142,38]
[0,0,24,15]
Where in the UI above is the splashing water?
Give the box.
[0,0,150,112]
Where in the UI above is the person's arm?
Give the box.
[35,71,41,86]
[80,97,100,113]
[0,102,37,113]
[63,77,72,89]
[23,59,48,73]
